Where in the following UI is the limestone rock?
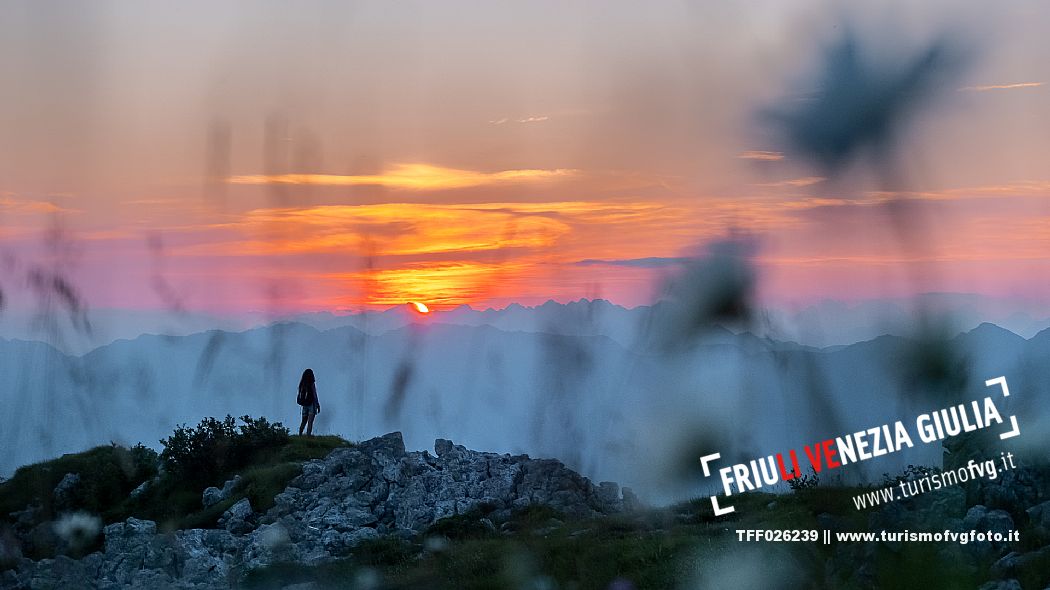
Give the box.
[52,473,80,510]
[963,505,1014,536]
[2,432,633,589]
[202,475,243,508]
[202,487,224,508]
[219,498,256,535]
[1026,500,1050,544]
[129,479,152,500]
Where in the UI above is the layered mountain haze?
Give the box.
[2,301,1047,503]
[4,294,1048,355]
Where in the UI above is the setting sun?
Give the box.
[410,301,431,314]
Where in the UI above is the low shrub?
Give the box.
[881,464,942,487]
[159,415,290,487]
[425,510,495,541]
[787,467,820,492]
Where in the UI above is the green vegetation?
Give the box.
[159,415,292,486]
[1,438,1020,589]
[786,467,821,491]
[0,416,351,559]
[0,444,158,524]
[881,464,943,487]
[138,429,350,531]
[241,487,889,590]
[242,470,1016,590]
[134,417,350,530]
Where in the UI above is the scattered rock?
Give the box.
[979,468,1040,520]
[622,487,641,511]
[176,528,240,584]
[129,479,151,499]
[0,525,22,563]
[203,475,244,508]
[219,498,256,535]
[9,506,41,530]
[597,481,620,506]
[434,438,454,457]
[2,432,634,589]
[1026,500,1050,543]
[221,475,243,497]
[202,486,224,508]
[963,505,1014,537]
[52,473,80,510]
[926,485,966,522]
[991,546,1050,582]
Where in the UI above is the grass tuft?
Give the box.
[0,422,351,558]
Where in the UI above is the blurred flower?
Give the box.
[650,238,756,351]
[687,545,803,590]
[52,511,102,552]
[767,27,968,177]
[423,535,449,553]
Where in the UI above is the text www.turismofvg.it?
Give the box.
[851,452,1017,510]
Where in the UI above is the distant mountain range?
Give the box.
[2,300,1047,502]
[3,293,1049,355]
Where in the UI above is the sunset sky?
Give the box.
[1,1,1048,315]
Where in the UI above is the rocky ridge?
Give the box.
[1,432,637,589]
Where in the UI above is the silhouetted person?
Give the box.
[297,368,320,436]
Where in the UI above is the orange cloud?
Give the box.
[738,150,784,161]
[188,201,688,259]
[220,203,572,257]
[0,195,73,214]
[329,260,537,307]
[162,199,695,308]
[489,114,553,125]
[959,82,1044,92]
[757,176,825,188]
[82,176,1050,311]
[0,195,79,239]
[227,163,576,191]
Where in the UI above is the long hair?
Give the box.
[298,368,316,399]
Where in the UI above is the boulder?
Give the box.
[991,546,1050,582]
[52,473,80,510]
[99,518,182,586]
[434,438,454,457]
[958,505,1015,559]
[129,479,151,500]
[981,468,1040,516]
[175,528,240,584]
[202,475,244,508]
[1026,500,1050,543]
[202,486,224,508]
[963,505,1014,537]
[0,525,21,563]
[219,498,257,535]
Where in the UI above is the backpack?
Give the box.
[296,386,309,406]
